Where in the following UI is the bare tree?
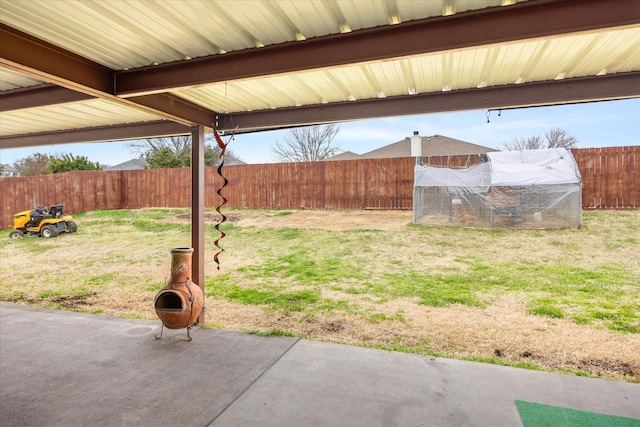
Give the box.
[271,124,341,162]
[502,135,545,151]
[128,135,192,159]
[545,128,578,149]
[502,128,578,151]
[12,153,51,176]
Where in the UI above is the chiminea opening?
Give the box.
[155,292,183,312]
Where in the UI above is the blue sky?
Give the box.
[1,98,638,167]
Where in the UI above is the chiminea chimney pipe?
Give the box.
[411,131,422,157]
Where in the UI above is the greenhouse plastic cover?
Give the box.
[413,148,582,229]
[487,148,581,186]
[414,148,580,187]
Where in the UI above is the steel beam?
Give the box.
[0,85,93,112]
[216,72,640,132]
[115,0,640,96]
[0,23,113,96]
[0,24,217,127]
[127,94,215,129]
[0,121,190,148]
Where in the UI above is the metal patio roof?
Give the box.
[1,0,639,149]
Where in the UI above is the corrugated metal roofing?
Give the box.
[0,0,515,70]
[172,26,639,113]
[0,99,160,136]
[0,69,43,91]
[0,0,638,142]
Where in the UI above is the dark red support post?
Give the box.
[191,124,205,324]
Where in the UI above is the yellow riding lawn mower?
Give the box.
[9,204,77,239]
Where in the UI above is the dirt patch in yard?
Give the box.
[168,209,414,231]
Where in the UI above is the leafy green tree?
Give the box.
[13,153,51,176]
[144,147,189,168]
[204,145,225,166]
[0,164,4,175]
[271,124,341,162]
[50,153,102,173]
[129,135,241,169]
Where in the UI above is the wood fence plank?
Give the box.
[1,147,638,228]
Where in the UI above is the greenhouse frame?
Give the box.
[413,148,582,229]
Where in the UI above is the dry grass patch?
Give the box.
[1,208,638,381]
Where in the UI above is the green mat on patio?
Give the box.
[516,400,640,427]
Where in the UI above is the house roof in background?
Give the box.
[321,151,364,162]
[105,158,147,171]
[104,157,247,170]
[0,164,19,176]
[225,158,247,166]
[359,135,498,159]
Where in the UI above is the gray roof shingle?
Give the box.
[105,158,148,170]
[323,134,497,161]
[320,151,363,161]
[362,135,497,158]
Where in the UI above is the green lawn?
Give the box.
[1,208,638,380]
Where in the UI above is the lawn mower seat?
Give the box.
[28,209,45,227]
[50,204,63,218]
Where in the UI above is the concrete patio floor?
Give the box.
[1,302,638,426]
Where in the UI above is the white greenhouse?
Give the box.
[413,148,582,229]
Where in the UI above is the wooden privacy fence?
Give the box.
[573,146,639,209]
[1,146,637,229]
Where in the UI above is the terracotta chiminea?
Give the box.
[154,248,204,341]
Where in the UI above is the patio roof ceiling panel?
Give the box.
[286,74,326,105]
[333,0,394,30]
[0,23,114,96]
[215,72,640,133]
[0,85,93,112]
[244,79,300,109]
[171,23,640,119]
[517,26,640,81]
[110,0,637,99]
[365,61,411,97]
[266,75,323,107]
[276,1,342,37]
[3,0,478,73]
[568,27,640,76]
[1,120,190,149]
[0,99,163,136]
[1,0,639,147]
[221,82,280,111]
[171,85,247,115]
[0,1,154,70]
[172,70,328,113]
[216,0,305,46]
[0,68,44,91]
[395,0,442,21]
[156,1,269,53]
[410,56,443,95]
